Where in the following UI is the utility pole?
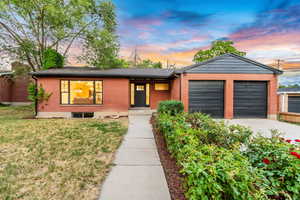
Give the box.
[129,47,141,67]
[275,59,284,70]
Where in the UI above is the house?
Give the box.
[30,53,282,119]
[278,87,300,113]
[0,71,31,105]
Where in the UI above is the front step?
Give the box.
[128,109,156,115]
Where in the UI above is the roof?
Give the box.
[176,53,283,75]
[0,71,13,76]
[31,67,175,78]
[278,87,300,94]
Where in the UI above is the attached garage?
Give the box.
[178,53,282,119]
[189,81,224,118]
[288,96,300,113]
[234,81,267,118]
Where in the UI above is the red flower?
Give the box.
[262,158,271,164]
[290,152,300,159]
[286,139,292,143]
[295,139,300,142]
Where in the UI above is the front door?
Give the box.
[134,84,146,107]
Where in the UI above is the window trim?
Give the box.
[60,80,103,105]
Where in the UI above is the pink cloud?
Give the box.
[232,31,300,52]
[125,18,162,31]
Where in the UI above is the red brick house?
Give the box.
[31,54,282,119]
[0,71,31,105]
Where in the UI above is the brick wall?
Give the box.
[11,76,31,102]
[37,77,130,113]
[150,83,170,109]
[0,77,12,102]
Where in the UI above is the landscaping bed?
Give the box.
[153,100,300,200]
[151,116,186,200]
[0,106,128,200]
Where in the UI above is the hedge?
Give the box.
[155,108,300,200]
[157,100,184,116]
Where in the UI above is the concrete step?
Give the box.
[128,109,156,115]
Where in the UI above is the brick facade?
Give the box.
[37,77,130,113]
[0,76,30,104]
[35,73,279,119]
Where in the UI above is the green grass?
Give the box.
[0,106,128,200]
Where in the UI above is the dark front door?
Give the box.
[134,84,146,107]
[234,81,267,118]
[189,80,224,118]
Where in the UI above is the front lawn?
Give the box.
[0,106,128,200]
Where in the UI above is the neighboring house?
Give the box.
[31,53,282,119]
[0,71,31,105]
[278,87,300,113]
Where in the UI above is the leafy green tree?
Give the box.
[81,1,122,69]
[137,59,162,68]
[193,40,246,63]
[279,84,300,89]
[42,48,64,70]
[0,0,119,71]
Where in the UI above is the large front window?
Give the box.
[60,80,103,105]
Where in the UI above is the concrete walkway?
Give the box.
[99,114,171,200]
[227,119,300,139]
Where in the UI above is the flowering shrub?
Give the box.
[186,113,252,150]
[156,113,265,200]
[244,133,300,199]
[155,107,300,199]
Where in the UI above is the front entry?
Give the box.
[134,84,146,107]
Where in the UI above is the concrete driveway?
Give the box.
[227,119,300,140]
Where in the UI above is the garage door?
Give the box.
[234,81,267,118]
[288,96,300,113]
[189,81,224,118]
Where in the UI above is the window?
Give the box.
[60,80,103,105]
[155,83,169,91]
[136,85,145,91]
[72,112,94,118]
[146,83,150,106]
[130,83,135,105]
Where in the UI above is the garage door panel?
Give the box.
[189,81,224,118]
[234,81,267,118]
[288,96,300,113]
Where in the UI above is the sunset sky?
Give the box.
[113,0,300,67]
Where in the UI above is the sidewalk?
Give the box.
[99,114,171,200]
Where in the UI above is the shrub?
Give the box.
[186,113,252,150]
[27,83,52,105]
[42,48,64,69]
[157,100,184,116]
[244,132,300,199]
[155,113,264,200]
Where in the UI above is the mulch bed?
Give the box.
[151,116,186,200]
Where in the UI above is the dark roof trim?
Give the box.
[31,73,172,79]
[176,53,283,75]
[278,87,300,93]
[30,67,175,79]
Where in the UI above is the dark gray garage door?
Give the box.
[288,96,300,113]
[189,81,224,118]
[234,81,267,118]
